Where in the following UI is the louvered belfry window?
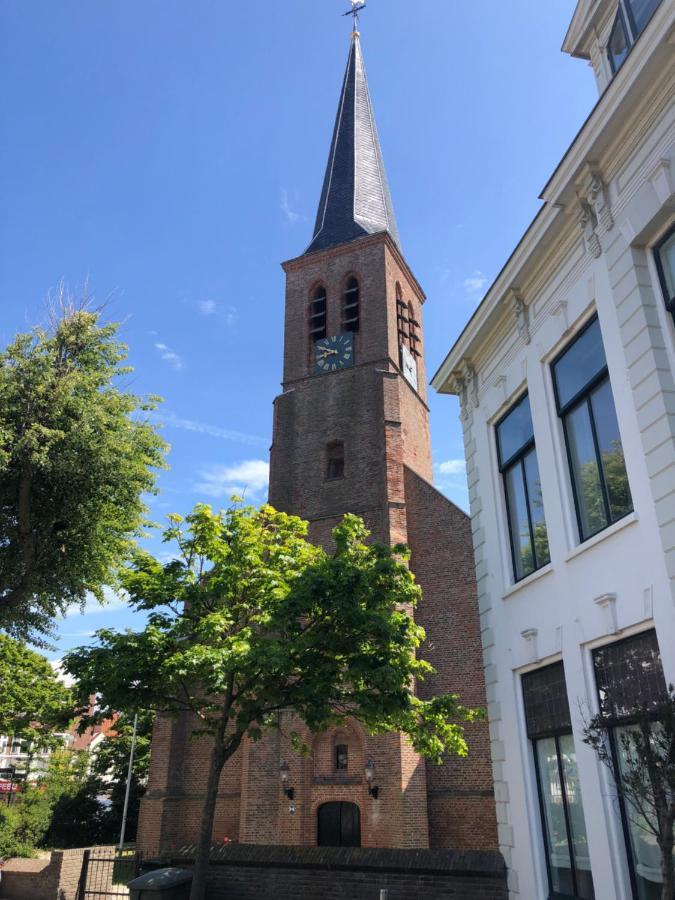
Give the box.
[342,277,360,333]
[396,284,409,348]
[407,301,421,358]
[309,286,327,344]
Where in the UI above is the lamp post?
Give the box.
[279,761,295,801]
[364,756,379,799]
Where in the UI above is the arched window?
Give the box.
[408,302,421,358]
[335,744,348,771]
[309,286,327,345]
[396,283,409,348]
[326,441,344,481]
[342,277,360,333]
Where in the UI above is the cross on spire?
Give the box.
[342,1,366,34]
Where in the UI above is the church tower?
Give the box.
[137,24,497,857]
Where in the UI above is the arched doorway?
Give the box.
[317,801,361,847]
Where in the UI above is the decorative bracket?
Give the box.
[594,592,618,634]
[520,628,539,665]
[577,164,613,258]
[461,360,479,409]
[509,288,530,345]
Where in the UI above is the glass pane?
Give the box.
[656,229,675,303]
[554,318,607,410]
[566,401,608,539]
[522,662,572,739]
[590,379,633,522]
[627,0,661,35]
[523,449,550,569]
[536,738,575,897]
[608,12,630,72]
[593,631,666,720]
[504,463,533,580]
[615,724,672,900]
[497,394,534,467]
[559,734,595,899]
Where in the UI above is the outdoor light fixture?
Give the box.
[364,755,379,799]
[279,761,295,801]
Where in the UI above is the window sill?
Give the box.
[502,563,554,600]
[565,512,638,563]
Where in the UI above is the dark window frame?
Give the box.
[309,285,328,348]
[608,5,630,74]
[552,315,633,544]
[335,743,348,771]
[342,277,360,334]
[591,630,668,900]
[325,441,345,481]
[496,393,550,582]
[523,663,594,900]
[654,222,675,327]
[623,0,662,41]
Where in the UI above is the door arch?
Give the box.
[317,801,361,847]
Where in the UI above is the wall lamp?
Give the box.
[365,756,379,799]
[279,761,295,801]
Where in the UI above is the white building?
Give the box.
[432,1,675,898]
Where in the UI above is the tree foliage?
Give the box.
[0,635,75,749]
[0,296,167,640]
[583,689,675,900]
[65,503,482,900]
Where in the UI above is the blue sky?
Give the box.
[1,0,597,659]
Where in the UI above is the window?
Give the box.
[592,632,670,900]
[335,744,348,771]
[552,316,632,543]
[326,441,344,480]
[522,663,595,899]
[396,284,409,349]
[496,394,550,581]
[342,277,360,333]
[607,0,662,72]
[625,0,661,35]
[309,286,327,345]
[655,223,675,327]
[407,302,421,358]
[608,8,630,72]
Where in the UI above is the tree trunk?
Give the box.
[189,715,228,900]
[660,826,674,900]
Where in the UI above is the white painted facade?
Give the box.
[432,2,675,898]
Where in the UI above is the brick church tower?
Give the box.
[138,28,496,855]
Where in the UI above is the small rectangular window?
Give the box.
[497,394,550,581]
[335,744,348,771]
[552,316,633,543]
[326,442,345,481]
[655,223,675,326]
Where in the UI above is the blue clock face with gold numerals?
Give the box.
[314,334,355,374]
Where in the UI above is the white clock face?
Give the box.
[400,344,418,391]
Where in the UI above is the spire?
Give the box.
[305,33,401,255]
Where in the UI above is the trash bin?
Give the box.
[128,867,193,900]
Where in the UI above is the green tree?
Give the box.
[0,635,75,751]
[584,689,675,900]
[65,503,481,900]
[90,710,153,844]
[0,296,167,641]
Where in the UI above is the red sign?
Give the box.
[0,782,18,793]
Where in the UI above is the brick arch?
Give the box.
[311,797,364,847]
[310,721,366,778]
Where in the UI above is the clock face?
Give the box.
[400,344,418,391]
[314,334,355,374]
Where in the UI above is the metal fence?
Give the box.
[77,846,140,900]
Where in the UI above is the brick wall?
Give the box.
[0,847,92,900]
[167,845,507,900]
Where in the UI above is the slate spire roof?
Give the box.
[305,33,401,255]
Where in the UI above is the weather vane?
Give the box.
[343,0,366,34]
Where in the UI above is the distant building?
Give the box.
[432,1,675,899]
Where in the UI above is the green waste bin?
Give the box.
[128,867,193,900]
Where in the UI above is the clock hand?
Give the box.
[318,348,339,356]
